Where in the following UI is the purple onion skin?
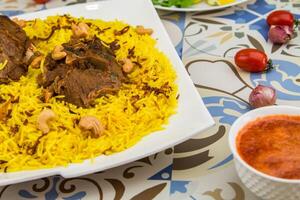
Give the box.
[249,85,277,109]
[268,25,293,44]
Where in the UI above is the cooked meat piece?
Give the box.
[40,37,125,107]
[0,16,30,83]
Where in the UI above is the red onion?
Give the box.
[268,25,293,44]
[249,85,276,108]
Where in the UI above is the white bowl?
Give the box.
[229,105,300,200]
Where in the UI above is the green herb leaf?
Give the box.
[153,0,196,8]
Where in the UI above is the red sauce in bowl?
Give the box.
[237,115,300,179]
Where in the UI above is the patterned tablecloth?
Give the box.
[0,0,300,199]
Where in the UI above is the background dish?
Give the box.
[0,0,214,186]
[154,0,249,12]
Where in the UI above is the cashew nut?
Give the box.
[135,25,153,35]
[12,18,26,28]
[71,22,89,38]
[122,58,134,73]
[37,109,56,134]
[79,116,104,138]
[30,56,43,69]
[52,45,67,60]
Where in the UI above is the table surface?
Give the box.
[0,0,300,199]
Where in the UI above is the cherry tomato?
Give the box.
[234,49,272,73]
[34,0,50,4]
[267,10,295,27]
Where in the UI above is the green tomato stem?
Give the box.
[265,59,274,72]
[294,19,299,29]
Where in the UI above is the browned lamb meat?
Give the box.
[0,16,31,83]
[39,37,125,108]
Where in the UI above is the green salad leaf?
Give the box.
[152,0,199,8]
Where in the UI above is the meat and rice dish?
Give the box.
[0,15,177,172]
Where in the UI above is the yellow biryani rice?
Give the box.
[0,15,177,172]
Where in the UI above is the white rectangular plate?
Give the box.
[0,0,214,186]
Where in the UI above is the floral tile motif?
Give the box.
[0,0,300,199]
[0,150,173,200]
[220,10,259,24]
[159,11,186,58]
[172,0,300,199]
[247,0,275,14]
[171,164,259,200]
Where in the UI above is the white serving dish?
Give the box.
[229,105,300,200]
[154,0,249,12]
[0,0,214,186]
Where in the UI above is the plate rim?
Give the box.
[154,0,249,12]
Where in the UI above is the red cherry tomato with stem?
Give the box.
[267,10,298,28]
[234,49,273,73]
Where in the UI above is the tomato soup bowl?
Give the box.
[228,105,300,200]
